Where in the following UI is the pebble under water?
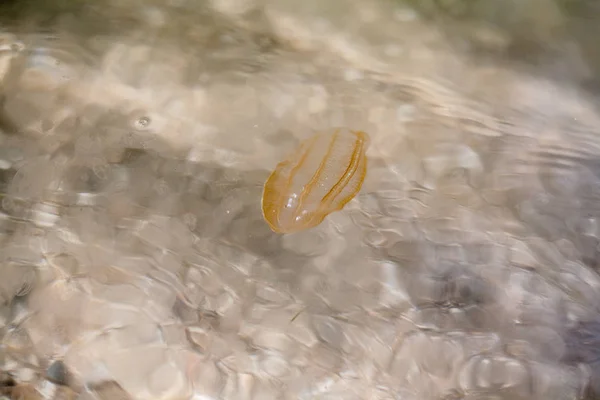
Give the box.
[1,0,600,399]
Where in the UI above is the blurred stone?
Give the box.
[85,382,132,400]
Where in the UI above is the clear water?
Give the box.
[1,0,600,399]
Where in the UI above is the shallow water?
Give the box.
[1,0,600,399]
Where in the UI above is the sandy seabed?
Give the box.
[1,0,600,399]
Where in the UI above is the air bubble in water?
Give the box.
[134,116,151,130]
